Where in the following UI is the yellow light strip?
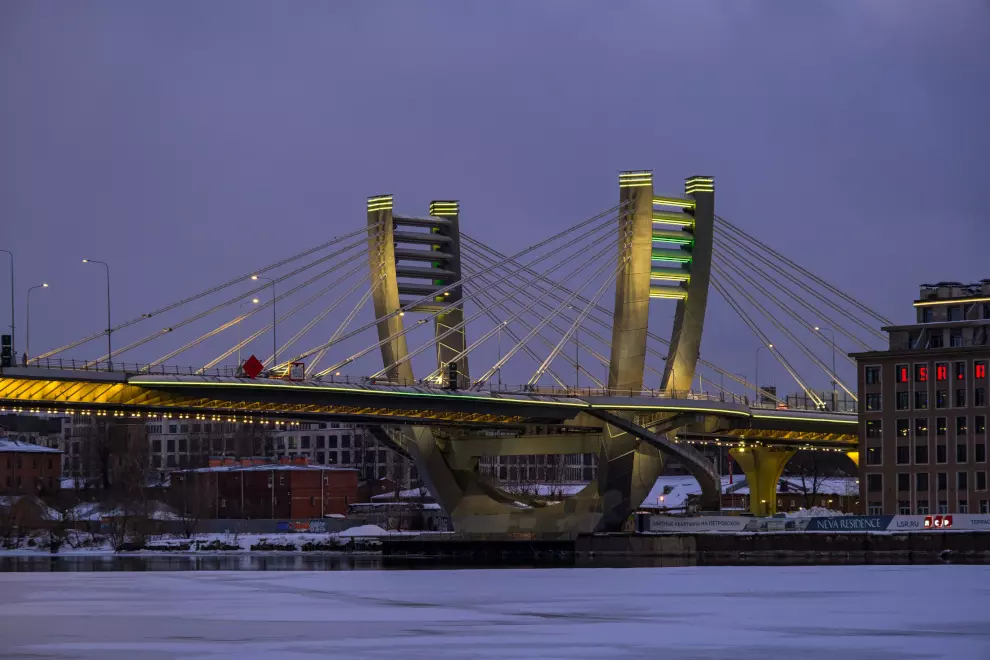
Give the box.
[619,171,653,188]
[429,201,459,217]
[649,289,688,300]
[650,271,691,282]
[913,296,990,307]
[653,196,695,209]
[652,212,694,227]
[367,195,394,212]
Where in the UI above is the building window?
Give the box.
[976,361,987,380]
[895,365,909,384]
[936,390,948,408]
[328,436,338,449]
[958,471,969,490]
[866,446,881,465]
[937,444,947,464]
[957,442,968,464]
[977,444,987,463]
[955,361,967,382]
[936,417,947,436]
[916,472,929,491]
[959,500,969,514]
[931,332,944,349]
[279,473,285,485]
[896,445,910,464]
[915,390,928,410]
[866,420,882,438]
[152,440,162,453]
[868,503,883,516]
[896,419,909,437]
[316,436,325,449]
[378,450,387,463]
[914,364,929,383]
[865,366,881,385]
[341,451,350,463]
[897,473,910,492]
[866,393,882,411]
[915,442,929,465]
[301,436,311,449]
[167,439,175,452]
[915,418,929,436]
[866,474,883,492]
[896,391,909,411]
[937,472,947,491]
[288,438,297,450]
[982,500,990,514]
[178,439,187,452]
[937,501,948,514]
[936,363,948,382]
[918,501,930,515]
[948,306,963,322]
[957,416,968,435]
[956,389,966,408]
[898,501,911,514]
[316,452,325,464]
[977,471,987,491]
[977,389,987,407]
[341,435,351,448]
[950,329,963,347]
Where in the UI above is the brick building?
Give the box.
[0,437,62,496]
[853,280,990,516]
[170,457,358,519]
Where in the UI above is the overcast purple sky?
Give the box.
[1,1,988,389]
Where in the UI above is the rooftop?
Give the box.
[0,437,62,454]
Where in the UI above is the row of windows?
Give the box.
[149,448,390,468]
[866,416,987,438]
[277,435,353,450]
[865,440,987,466]
[866,471,989,493]
[0,456,57,470]
[866,388,988,411]
[867,500,990,516]
[918,302,990,324]
[866,361,989,386]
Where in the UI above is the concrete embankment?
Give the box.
[381,532,990,563]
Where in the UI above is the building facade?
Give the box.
[170,457,359,519]
[854,281,990,516]
[0,437,62,496]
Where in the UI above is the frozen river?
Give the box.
[1,566,988,659]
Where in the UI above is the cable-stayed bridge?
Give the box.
[0,171,883,532]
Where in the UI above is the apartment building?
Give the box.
[853,280,990,515]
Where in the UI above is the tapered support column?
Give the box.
[367,195,414,385]
[729,447,794,517]
[661,176,714,396]
[608,171,654,393]
[429,201,469,389]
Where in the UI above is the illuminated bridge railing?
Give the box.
[5,360,853,414]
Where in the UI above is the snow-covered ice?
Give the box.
[1,566,988,659]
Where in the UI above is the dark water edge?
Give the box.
[2,552,989,572]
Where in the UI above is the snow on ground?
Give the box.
[0,566,988,659]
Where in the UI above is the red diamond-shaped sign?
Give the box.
[242,355,264,379]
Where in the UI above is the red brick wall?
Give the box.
[0,451,62,496]
[172,467,358,519]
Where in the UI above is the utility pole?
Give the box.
[82,260,112,370]
[1,250,13,361]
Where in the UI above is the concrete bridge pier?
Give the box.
[728,446,795,517]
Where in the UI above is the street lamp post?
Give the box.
[26,283,49,363]
[815,326,837,411]
[0,250,13,360]
[755,343,773,406]
[82,259,112,370]
[236,298,260,369]
[251,275,276,373]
